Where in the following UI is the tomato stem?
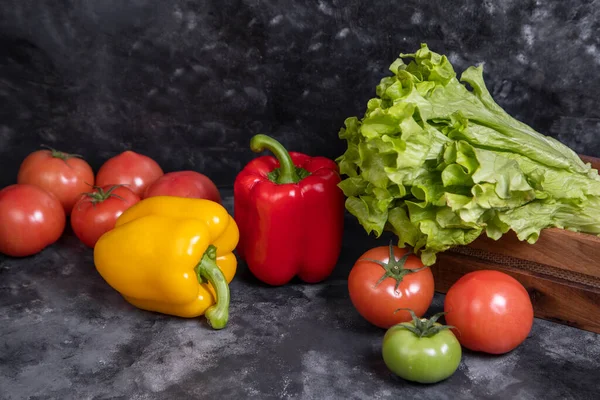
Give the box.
[40,144,84,161]
[393,309,455,338]
[80,185,126,207]
[361,241,428,293]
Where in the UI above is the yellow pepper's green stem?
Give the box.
[195,244,229,329]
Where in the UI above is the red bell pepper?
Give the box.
[234,134,345,286]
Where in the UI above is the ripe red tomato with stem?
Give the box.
[17,146,95,215]
[95,150,163,197]
[143,170,222,203]
[348,243,435,329]
[70,185,141,248]
[444,270,534,354]
[0,184,66,257]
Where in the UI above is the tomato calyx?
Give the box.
[360,242,428,293]
[40,144,84,161]
[394,308,455,338]
[80,185,126,207]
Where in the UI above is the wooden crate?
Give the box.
[431,155,600,334]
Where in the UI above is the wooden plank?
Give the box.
[467,229,600,280]
[429,153,600,333]
[462,153,600,280]
[432,252,600,334]
[579,154,600,170]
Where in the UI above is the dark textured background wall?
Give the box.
[1,0,599,189]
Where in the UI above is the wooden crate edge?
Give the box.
[463,153,600,278]
[432,251,600,334]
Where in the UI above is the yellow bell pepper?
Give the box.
[93,196,239,329]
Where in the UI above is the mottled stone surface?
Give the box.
[1,0,600,188]
[1,190,599,399]
[2,1,600,398]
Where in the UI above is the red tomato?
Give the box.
[17,147,95,215]
[444,270,534,354]
[143,171,222,203]
[0,184,66,257]
[70,185,141,248]
[348,244,435,329]
[95,150,163,197]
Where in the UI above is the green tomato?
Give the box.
[381,310,462,384]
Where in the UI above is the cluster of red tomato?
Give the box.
[0,147,220,257]
[348,244,534,384]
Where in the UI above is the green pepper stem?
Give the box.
[250,134,299,184]
[195,244,230,329]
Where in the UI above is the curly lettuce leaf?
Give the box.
[336,43,600,265]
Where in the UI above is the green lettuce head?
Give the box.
[336,44,600,265]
